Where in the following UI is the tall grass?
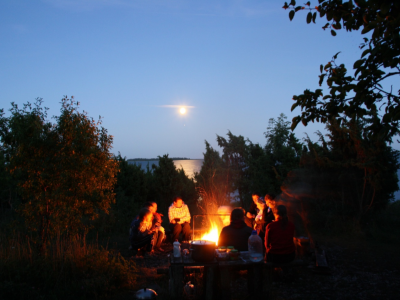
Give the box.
[0,232,137,300]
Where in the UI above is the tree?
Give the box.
[195,141,231,212]
[290,119,400,229]
[152,154,197,214]
[196,114,303,210]
[216,132,248,206]
[110,155,150,233]
[284,0,400,141]
[0,97,119,250]
[264,113,303,193]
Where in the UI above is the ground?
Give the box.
[105,234,400,300]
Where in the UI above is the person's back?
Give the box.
[265,219,295,254]
[218,208,253,251]
[265,205,295,264]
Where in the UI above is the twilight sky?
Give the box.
[1,0,392,159]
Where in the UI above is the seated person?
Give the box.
[245,191,261,228]
[129,208,164,253]
[218,208,253,251]
[265,205,295,264]
[149,201,165,236]
[264,194,277,224]
[137,202,165,244]
[148,201,165,251]
[168,196,191,242]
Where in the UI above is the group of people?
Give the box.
[129,192,296,263]
[219,191,296,264]
[129,196,192,255]
[129,201,166,254]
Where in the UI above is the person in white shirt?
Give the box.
[168,196,191,242]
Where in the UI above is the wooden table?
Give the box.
[169,253,218,300]
[169,251,264,300]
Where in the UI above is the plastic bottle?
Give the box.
[248,230,263,262]
[173,240,181,258]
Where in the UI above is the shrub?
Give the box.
[0,232,137,300]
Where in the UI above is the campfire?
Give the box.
[199,220,220,245]
[194,206,232,246]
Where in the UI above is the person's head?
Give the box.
[230,208,245,222]
[272,205,287,218]
[138,208,152,223]
[149,201,158,213]
[265,193,277,209]
[251,191,261,203]
[173,196,183,208]
[273,205,288,229]
[256,198,266,210]
[143,202,154,212]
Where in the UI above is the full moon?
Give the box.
[180,107,186,114]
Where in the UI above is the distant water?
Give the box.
[128,159,204,179]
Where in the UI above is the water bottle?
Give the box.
[173,240,181,258]
[248,230,263,262]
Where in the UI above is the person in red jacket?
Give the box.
[265,205,295,264]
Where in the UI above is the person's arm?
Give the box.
[153,213,162,227]
[138,221,153,236]
[247,202,257,218]
[181,204,191,223]
[168,206,175,223]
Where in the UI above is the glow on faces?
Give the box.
[174,198,183,208]
[144,212,153,223]
[266,198,276,209]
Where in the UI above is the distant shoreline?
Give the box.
[127,158,203,161]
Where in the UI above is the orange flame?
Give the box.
[200,220,221,245]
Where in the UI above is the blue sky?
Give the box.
[1,0,393,158]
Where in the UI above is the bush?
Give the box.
[0,232,137,300]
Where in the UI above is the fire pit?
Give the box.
[190,213,230,262]
[191,213,230,244]
[190,240,216,262]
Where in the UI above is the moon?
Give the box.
[180,107,186,114]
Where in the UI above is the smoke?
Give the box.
[277,169,318,239]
